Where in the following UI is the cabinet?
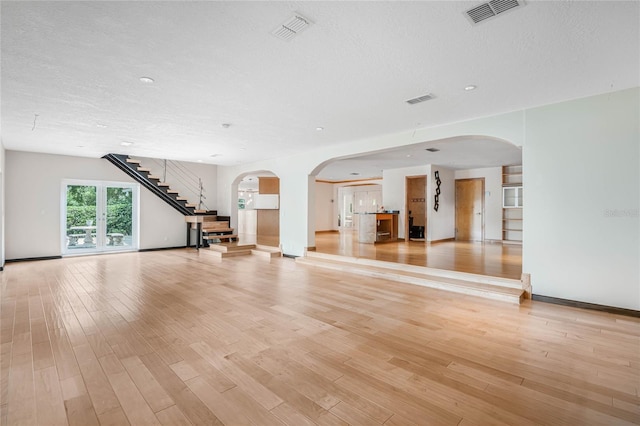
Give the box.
[502,165,523,244]
[502,186,523,208]
[358,213,399,244]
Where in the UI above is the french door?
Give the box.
[62,180,139,255]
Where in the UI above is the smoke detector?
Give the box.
[465,0,525,25]
[272,13,313,41]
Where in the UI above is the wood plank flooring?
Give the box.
[313,231,523,280]
[1,250,638,425]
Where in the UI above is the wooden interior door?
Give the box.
[455,178,484,241]
[406,176,426,241]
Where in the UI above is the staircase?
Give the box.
[103,154,216,216]
[296,252,526,304]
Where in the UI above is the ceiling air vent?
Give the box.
[406,93,435,105]
[272,14,312,41]
[465,0,525,25]
[425,148,440,153]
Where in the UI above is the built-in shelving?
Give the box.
[502,165,523,244]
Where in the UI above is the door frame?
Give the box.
[61,179,140,255]
[405,175,427,242]
[454,177,485,242]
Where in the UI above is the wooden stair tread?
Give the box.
[126,159,141,164]
[148,175,160,180]
[204,234,238,240]
[185,203,196,207]
[137,167,151,172]
[176,197,188,201]
[208,243,255,253]
[166,190,179,194]
[251,247,282,258]
[202,228,234,233]
[157,182,170,187]
[296,256,524,303]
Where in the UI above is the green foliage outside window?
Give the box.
[66,185,133,235]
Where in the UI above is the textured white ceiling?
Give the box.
[2,1,638,179]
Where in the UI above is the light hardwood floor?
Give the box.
[1,250,638,425]
[314,231,523,280]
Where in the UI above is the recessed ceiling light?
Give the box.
[464,85,477,91]
[120,141,133,147]
[197,160,203,163]
[139,77,155,83]
[425,148,440,152]
[96,123,107,129]
[316,127,324,131]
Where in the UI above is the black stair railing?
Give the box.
[103,153,213,216]
[148,158,210,211]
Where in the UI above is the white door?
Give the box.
[62,180,139,255]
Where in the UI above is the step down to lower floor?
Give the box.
[251,245,282,259]
[207,242,255,258]
[296,252,525,304]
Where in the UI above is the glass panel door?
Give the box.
[104,185,135,251]
[64,184,98,253]
[63,180,138,255]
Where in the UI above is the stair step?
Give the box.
[137,167,151,172]
[176,197,188,201]
[185,203,196,208]
[126,159,141,164]
[148,175,160,180]
[209,249,253,258]
[167,190,179,194]
[208,243,256,253]
[296,254,524,304]
[157,183,170,187]
[202,227,234,233]
[204,234,238,242]
[251,247,282,258]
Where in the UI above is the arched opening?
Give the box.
[308,135,523,278]
[232,170,280,247]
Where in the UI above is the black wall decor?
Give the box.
[434,170,441,211]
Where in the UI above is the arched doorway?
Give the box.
[232,171,280,247]
[307,135,523,278]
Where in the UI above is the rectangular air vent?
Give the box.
[272,14,312,41]
[465,0,525,25]
[406,93,435,105]
[425,148,440,152]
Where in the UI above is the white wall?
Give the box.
[315,182,335,231]
[238,209,257,235]
[5,151,187,259]
[426,165,455,242]
[0,143,5,268]
[139,156,217,212]
[455,167,503,241]
[524,88,639,310]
